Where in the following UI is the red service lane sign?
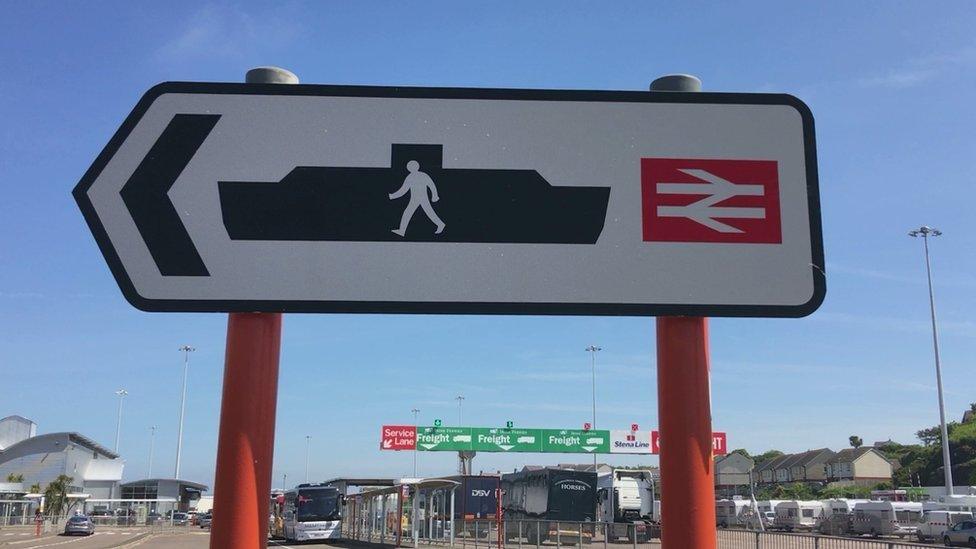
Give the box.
[651,430,727,455]
[380,425,417,451]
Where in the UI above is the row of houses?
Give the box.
[714,446,895,496]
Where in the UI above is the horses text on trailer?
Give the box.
[597,469,656,541]
[502,467,597,544]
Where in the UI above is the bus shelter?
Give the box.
[344,478,459,547]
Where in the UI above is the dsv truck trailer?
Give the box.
[502,467,597,544]
[445,475,501,537]
[597,469,657,541]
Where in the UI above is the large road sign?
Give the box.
[394,425,616,454]
[75,82,823,316]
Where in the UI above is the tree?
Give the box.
[917,426,941,446]
[730,448,751,459]
[754,450,785,465]
[42,475,74,519]
[849,435,863,448]
[5,473,24,483]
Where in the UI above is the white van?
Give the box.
[916,510,973,542]
[852,501,923,538]
[715,499,751,528]
[773,501,824,531]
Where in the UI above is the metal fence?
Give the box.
[347,519,945,549]
[718,529,942,549]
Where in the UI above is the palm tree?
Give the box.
[5,473,24,483]
[29,483,41,494]
[43,475,74,520]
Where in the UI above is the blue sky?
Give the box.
[1,2,975,490]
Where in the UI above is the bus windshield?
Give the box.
[297,489,340,522]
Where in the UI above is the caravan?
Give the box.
[816,499,867,535]
[851,501,923,538]
[773,501,824,531]
[715,499,752,528]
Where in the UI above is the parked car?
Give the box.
[198,512,212,528]
[916,510,972,542]
[943,520,976,547]
[64,515,95,536]
[172,512,188,526]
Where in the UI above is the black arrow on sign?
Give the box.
[119,114,220,276]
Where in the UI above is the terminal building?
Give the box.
[118,478,209,513]
[0,416,124,499]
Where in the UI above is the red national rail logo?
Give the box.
[641,158,782,244]
[380,425,417,451]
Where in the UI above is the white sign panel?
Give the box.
[610,430,653,454]
[74,83,823,316]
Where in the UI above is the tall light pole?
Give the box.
[283,473,288,491]
[456,395,466,475]
[585,345,602,469]
[175,345,195,478]
[148,426,157,478]
[305,435,311,484]
[909,226,954,495]
[411,408,421,477]
[114,389,128,452]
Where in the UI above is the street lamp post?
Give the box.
[456,396,465,474]
[585,346,602,469]
[175,345,195,479]
[148,425,156,478]
[283,473,287,491]
[909,226,954,496]
[114,389,128,452]
[305,435,311,484]
[411,408,421,477]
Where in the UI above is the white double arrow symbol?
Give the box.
[656,169,765,233]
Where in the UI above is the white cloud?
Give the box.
[855,44,976,89]
[811,311,976,338]
[155,3,302,64]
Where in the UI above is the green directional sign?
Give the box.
[433,419,442,427]
[472,427,541,452]
[540,429,611,453]
[413,426,614,453]
[416,426,471,451]
[506,421,514,429]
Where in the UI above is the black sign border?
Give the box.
[73,82,825,318]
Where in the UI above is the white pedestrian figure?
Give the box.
[389,160,446,236]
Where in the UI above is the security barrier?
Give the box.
[345,518,945,549]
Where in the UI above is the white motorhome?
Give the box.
[851,501,923,538]
[938,495,976,514]
[773,500,824,531]
[597,469,655,542]
[715,499,751,528]
[916,510,973,542]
